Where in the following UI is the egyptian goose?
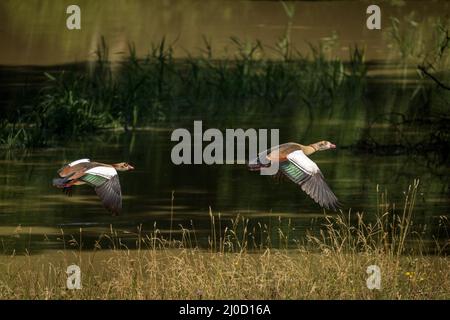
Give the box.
[52,159,134,215]
[248,141,340,211]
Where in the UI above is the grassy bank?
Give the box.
[0,180,448,299]
[1,248,448,299]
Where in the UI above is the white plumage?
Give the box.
[286,150,320,175]
[248,142,340,211]
[69,159,90,166]
[85,166,118,179]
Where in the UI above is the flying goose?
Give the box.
[52,159,134,215]
[248,141,340,211]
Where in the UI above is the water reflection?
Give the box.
[1,1,449,65]
[0,124,448,253]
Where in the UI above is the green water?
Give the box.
[1,0,448,65]
[0,111,448,253]
[0,0,449,254]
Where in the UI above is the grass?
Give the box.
[0,180,448,299]
[1,248,447,299]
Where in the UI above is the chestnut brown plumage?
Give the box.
[248,141,340,211]
[53,159,134,215]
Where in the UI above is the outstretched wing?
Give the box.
[94,175,122,216]
[248,143,301,171]
[79,166,122,215]
[58,159,91,177]
[281,150,340,211]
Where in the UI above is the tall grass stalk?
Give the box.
[0,181,448,299]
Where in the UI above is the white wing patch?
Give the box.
[286,150,320,175]
[85,166,117,179]
[69,159,90,166]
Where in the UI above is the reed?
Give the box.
[0,181,448,299]
[1,35,371,149]
[2,14,449,150]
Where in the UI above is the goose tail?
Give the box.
[247,156,270,171]
[53,177,70,188]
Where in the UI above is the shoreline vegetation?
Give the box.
[1,13,449,156]
[0,6,448,300]
[0,180,449,299]
[0,37,369,146]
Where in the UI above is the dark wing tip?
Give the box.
[327,199,342,212]
[300,174,340,211]
[95,175,122,215]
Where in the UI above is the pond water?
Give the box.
[1,0,448,65]
[0,101,448,253]
[0,0,449,254]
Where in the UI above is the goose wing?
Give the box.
[248,143,301,170]
[79,166,122,215]
[94,175,122,216]
[54,159,94,189]
[280,150,340,211]
[57,159,92,178]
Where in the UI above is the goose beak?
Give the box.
[330,144,336,149]
[128,164,135,170]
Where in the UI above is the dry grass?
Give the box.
[0,249,448,300]
[0,180,449,300]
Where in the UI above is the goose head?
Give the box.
[311,140,336,152]
[112,162,135,171]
